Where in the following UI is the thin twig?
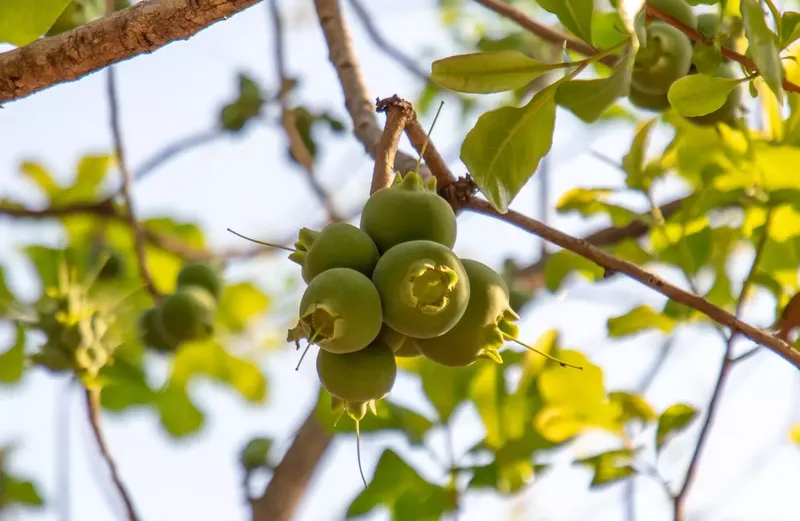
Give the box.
[106,66,162,301]
[133,130,221,183]
[672,211,773,521]
[402,108,457,189]
[270,0,342,222]
[372,96,414,193]
[466,199,800,369]
[84,388,140,521]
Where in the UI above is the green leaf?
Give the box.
[609,391,657,423]
[0,476,44,507]
[790,423,800,445]
[0,0,71,46]
[59,154,112,203]
[656,403,698,451]
[780,12,800,48]
[543,250,604,292]
[469,363,507,449]
[574,448,636,488]
[415,358,477,422]
[19,161,60,200]
[346,449,451,520]
[156,383,205,438]
[461,81,558,213]
[556,46,634,122]
[220,74,265,132]
[537,0,593,43]
[667,74,742,117]
[239,437,273,472]
[169,341,267,403]
[430,51,561,94]
[741,0,784,104]
[22,245,63,292]
[0,325,26,385]
[555,187,638,226]
[98,361,156,411]
[622,117,658,191]
[592,11,629,49]
[607,305,677,338]
[216,282,269,334]
[692,42,723,75]
[0,265,15,314]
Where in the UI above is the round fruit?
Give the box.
[632,22,693,95]
[647,0,698,29]
[287,268,383,354]
[372,240,470,339]
[416,259,519,367]
[377,324,406,352]
[316,339,397,402]
[289,223,380,283]
[685,65,742,127]
[394,337,421,358]
[160,286,216,343]
[138,307,178,353]
[629,82,671,111]
[360,171,457,254]
[176,262,223,301]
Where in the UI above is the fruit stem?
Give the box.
[414,101,445,177]
[501,333,583,370]
[295,342,311,371]
[226,228,296,252]
[356,420,367,489]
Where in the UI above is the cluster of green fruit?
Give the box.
[627,0,743,126]
[282,171,569,428]
[137,262,223,353]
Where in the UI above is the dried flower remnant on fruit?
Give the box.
[402,259,459,314]
[288,223,380,283]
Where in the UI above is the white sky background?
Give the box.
[1,1,800,520]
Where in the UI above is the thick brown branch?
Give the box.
[466,199,800,369]
[372,96,413,193]
[403,116,456,189]
[0,0,264,103]
[84,388,140,521]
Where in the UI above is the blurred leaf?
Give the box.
[239,437,273,472]
[98,360,156,411]
[0,476,44,507]
[461,82,558,213]
[170,341,267,403]
[609,391,657,423]
[789,423,800,445]
[650,218,713,275]
[622,117,657,191]
[220,74,265,132]
[592,11,629,48]
[216,282,269,334]
[19,161,60,200]
[608,305,677,338]
[574,448,636,488]
[668,74,742,117]
[692,42,723,75]
[781,11,800,48]
[556,47,634,123]
[0,265,15,314]
[431,51,560,94]
[156,383,205,437]
[469,363,507,449]
[346,449,451,520]
[0,325,26,385]
[555,187,638,226]
[416,358,478,422]
[543,250,604,292]
[22,245,64,292]
[656,403,698,451]
[741,0,784,104]
[58,154,112,204]
[0,0,71,46]
[538,0,593,42]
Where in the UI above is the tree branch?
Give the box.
[372,96,414,193]
[465,199,800,369]
[0,0,264,104]
[84,388,140,521]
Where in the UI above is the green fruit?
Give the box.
[394,337,421,358]
[372,240,470,339]
[632,22,693,95]
[647,0,698,29]
[416,259,519,367]
[377,324,421,357]
[287,268,383,354]
[316,340,397,402]
[289,223,380,283]
[685,65,742,127]
[629,81,672,111]
[138,307,178,353]
[360,171,457,254]
[696,12,719,41]
[176,262,223,301]
[160,287,216,343]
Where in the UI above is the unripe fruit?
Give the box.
[289,223,380,283]
[160,286,216,343]
[416,259,519,367]
[287,268,383,354]
[316,340,397,403]
[377,324,422,358]
[647,0,698,30]
[394,337,421,358]
[360,172,457,254]
[138,307,178,353]
[629,82,671,111]
[632,22,693,95]
[372,240,470,339]
[176,262,223,301]
[685,64,742,127]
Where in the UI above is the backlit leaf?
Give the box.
[157,383,205,438]
[0,0,71,46]
[780,11,800,48]
[537,0,593,43]
[667,74,742,117]
[0,324,26,385]
[216,282,269,334]
[656,403,698,451]
[574,448,636,488]
[622,117,657,191]
[543,250,604,292]
[607,305,677,338]
[741,0,784,104]
[431,51,561,94]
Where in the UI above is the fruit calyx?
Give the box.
[392,170,437,193]
[287,227,320,267]
[287,302,343,347]
[401,259,459,314]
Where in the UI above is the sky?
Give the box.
[1,1,800,521]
